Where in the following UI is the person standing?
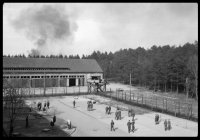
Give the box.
[168,119,171,130]
[50,121,54,129]
[44,101,46,108]
[25,115,29,128]
[67,119,71,129]
[108,106,111,115]
[47,100,50,109]
[127,120,131,133]
[111,120,114,131]
[53,115,56,123]
[73,100,76,108]
[132,120,135,132]
[164,119,167,131]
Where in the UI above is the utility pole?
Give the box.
[130,73,131,102]
[186,77,190,103]
[44,69,46,96]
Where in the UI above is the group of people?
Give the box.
[106,106,111,114]
[127,120,136,133]
[164,119,171,131]
[37,100,50,112]
[155,114,171,131]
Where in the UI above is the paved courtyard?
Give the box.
[27,95,198,137]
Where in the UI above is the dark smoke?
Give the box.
[10,4,78,56]
[29,49,41,56]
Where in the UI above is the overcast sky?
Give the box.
[3,3,198,57]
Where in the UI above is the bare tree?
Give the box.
[188,54,198,100]
[3,78,28,137]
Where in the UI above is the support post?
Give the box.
[142,95,143,107]
[162,99,164,113]
[175,101,176,117]
[166,99,167,112]
[191,105,192,120]
[179,101,180,115]
[156,97,157,110]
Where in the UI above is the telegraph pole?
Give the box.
[44,69,46,95]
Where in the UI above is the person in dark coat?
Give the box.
[127,120,131,133]
[47,100,50,109]
[106,106,108,114]
[25,115,29,128]
[37,102,40,111]
[155,114,159,125]
[164,119,167,131]
[111,120,114,131]
[44,102,46,108]
[115,111,118,120]
[50,121,54,129]
[167,119,171,130]
[108,106,111,115]
[53,115,56,123]
[73,100,75,108]
[132,120,135,132]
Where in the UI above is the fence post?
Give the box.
[166,99,167,112]
[187,104,190,120]
[191,105,192,120]
[179,101,180,115]
[116,89,117,100]
[162,99,164,113]
[130,89,131,102]
[175,101,176,117]
[133,93,134,105]
[156,97,157,110]
[110,88,111,98]
[142,95,143,107]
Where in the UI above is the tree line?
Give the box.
[84,41,198,99]
[3,41,198,99]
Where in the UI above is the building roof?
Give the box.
[3,57,103,73]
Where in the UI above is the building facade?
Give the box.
[3,57,103,88]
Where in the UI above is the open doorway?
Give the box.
[69,78,76,87]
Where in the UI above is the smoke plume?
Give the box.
[10,4,78,56]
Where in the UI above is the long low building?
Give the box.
[3,57,103,88]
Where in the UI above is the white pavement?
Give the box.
[26,96,198,137]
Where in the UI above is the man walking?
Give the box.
[168,119,171,130]
[25,115,29,128]
[132,120,135,132]
[73,100,76,108]
[53,115,56,123]
[44,101,46,108]
[111,120,114,131]
[127,120,131,133]
[47,100,50,109]
[108,106,111,115]
[164,119,167,131]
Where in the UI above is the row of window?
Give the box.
[3,75,85,79]
[3,68,70,71]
